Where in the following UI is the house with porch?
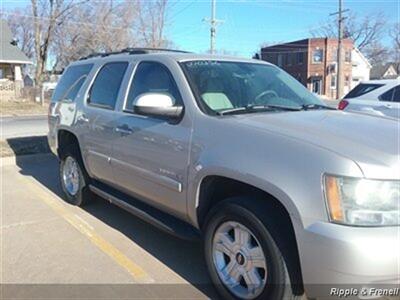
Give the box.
[0,19,32,99]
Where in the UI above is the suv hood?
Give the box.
[231,110,400,179]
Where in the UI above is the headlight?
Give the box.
[324,175,400,226]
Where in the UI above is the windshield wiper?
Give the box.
[217,104,301,116]
[301,104,336,110]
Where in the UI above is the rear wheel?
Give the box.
[204,197,300,300]
[59,144,92,206]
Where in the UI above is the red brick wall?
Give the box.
[307,38,353,98]
[261,39,309,85]
[262,38,353,99]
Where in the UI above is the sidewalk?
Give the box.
[1,155,215,299]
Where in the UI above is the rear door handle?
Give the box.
[115,125,133,135]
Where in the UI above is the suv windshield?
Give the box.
[182,60,324,115]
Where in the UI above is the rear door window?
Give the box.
[344,83,383,99]
[379,87,395,102]
[88,62,129,109]
[52,64,93,102]
[392,86,400,102]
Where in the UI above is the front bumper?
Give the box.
[298,222,399,299]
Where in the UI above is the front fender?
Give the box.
[187,165,304,230]
[186,120,363,231]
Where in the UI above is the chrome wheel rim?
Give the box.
[62,156,80,196]
[212,221,267,299]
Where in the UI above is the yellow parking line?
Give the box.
[21,176,153,283]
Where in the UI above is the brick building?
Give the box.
[261,38,354,99]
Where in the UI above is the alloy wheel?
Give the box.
[212,221,267,299]
[62,156,80,196]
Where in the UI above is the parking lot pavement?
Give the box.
[1,154,218,299]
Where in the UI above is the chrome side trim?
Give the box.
[113,158,182,193]
[87,149,109,160]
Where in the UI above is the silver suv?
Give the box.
[48,49,399,300]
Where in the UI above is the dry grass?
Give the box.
[0,100,49,116]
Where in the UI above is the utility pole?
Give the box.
[204,0,223,54]
[337,0,343,100]
[330,0,348,99]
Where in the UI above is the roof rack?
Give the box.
[79,48,191,60]
[122,47,191,54]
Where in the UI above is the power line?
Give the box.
[170,0,196,20]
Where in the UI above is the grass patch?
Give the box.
[1,136,51,157]
[0,101,49,116]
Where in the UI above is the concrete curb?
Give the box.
[0,153,55,167]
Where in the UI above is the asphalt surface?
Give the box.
[1,154,218,299]
[0,115,48,140]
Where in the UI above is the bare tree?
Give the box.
[363,41,391,66]
[311,12,388,63]
[31,0,86,98]
[391,23,400,51]
[3,0,171,84]
[2,7,35,59]
[137,0,169,48]
[389,22,400,72]
[52,0,138,69]
[52,0,171,70]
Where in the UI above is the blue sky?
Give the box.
[2,0,399,57]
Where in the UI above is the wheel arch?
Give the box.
[57,129,81,158]
[195,174,305,293]
[195,174,303,230]
[57,129,93,186]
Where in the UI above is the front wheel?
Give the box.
[204,198,299,300]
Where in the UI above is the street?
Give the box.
[1,154,218,299]
[0,115,48,139]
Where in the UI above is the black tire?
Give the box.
[204,197,302,300]
[59,144,92,206]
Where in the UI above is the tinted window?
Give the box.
[89,62,128,109]
[182,61,322,114]
[65,77,86,101]
[125,62,182,111]
[52,64,93,102]
[344,83,383,99]
[392,86,400,102]
[379,88,394,101]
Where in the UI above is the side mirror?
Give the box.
[133,93,183,118]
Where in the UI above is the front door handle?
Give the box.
[115,125,133,135]
[77,115,89,123]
